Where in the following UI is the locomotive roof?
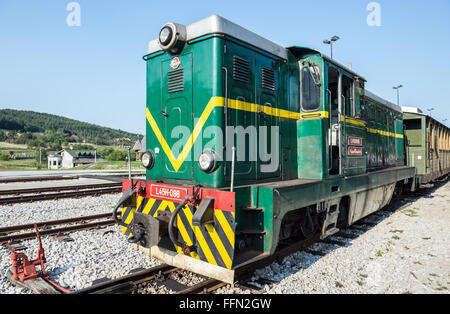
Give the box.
[365,90,402,113]
[148,16,366,81]
[148,15,289,59]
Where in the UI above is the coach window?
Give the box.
[300,63,321,112]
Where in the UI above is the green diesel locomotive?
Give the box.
[113,15,447,283]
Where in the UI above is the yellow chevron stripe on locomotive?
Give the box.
[121,196,236,270]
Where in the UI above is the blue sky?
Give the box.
[0,0,449,134]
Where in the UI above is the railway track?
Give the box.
[0,212,117,244]
[68,236,321,294]
[5,186,423,294]
[68,232,325,294]
[72,264,179,294]
[0,173,145,185]
[71,194,415,295]
[0,175,79,184]
[73,265,235,294]
[0,183,122,205]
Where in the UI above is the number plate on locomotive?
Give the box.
[150,184,187,202]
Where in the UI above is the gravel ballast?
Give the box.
[217,180,450,294]
[0,193,161,294]
[1,180,449,294]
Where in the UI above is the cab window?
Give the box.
[342,75,353,116]
[300,65,321,111]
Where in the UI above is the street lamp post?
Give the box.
[392,85,403,106]
[427,108,435,117]
[323,36,340,59]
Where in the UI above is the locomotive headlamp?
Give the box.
[159,26,173,46]
[141,150,155,169]
[198,150,217,173]
[158,22,187,54]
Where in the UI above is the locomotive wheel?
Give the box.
[337,202,349,227]
[299,207,315,239]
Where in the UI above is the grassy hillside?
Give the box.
[0,108,142,147]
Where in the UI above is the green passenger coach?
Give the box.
[114,15,417,283]
[403,107,450,185]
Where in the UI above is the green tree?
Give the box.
[72,144,95,150]
[34,148,48,165]
[0,153,9,161]
[0,108,141,145]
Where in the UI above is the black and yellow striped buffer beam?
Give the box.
[121,196,236,270]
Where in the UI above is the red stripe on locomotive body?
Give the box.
[121,180,235,212]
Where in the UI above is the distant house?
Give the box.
[48,154,62,169]
[48,149,96,169]
[133,136,146,160]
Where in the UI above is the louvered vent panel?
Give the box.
[168,68,184,93]
[233,56,250,84]
[262,67,275,91]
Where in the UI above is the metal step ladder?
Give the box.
[320,203,340,240]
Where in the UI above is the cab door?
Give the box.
[341,74,366,176]
[326,64,341,175]
[256,59,281,179]
[222,40,257,183]
[161,53,193,179]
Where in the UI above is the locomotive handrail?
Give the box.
[112,187,135,227]
[326,88,332,172]
[222,66,229,151]
[167,187,201,255]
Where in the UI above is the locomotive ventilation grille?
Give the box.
[168,68,184,93]
[262,67,275,91]
[233,56,250,84]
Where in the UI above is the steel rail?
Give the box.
[0,186,122,205]
[0,212,117,234]
[0,176,79,184]
[72,264,179,294]
[176,278,228,294]
[0,219,115,244]
[0,183,122,196]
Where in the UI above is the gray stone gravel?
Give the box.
[0,193,161,294]
[216,181,450,294]
[1,181,449,294]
